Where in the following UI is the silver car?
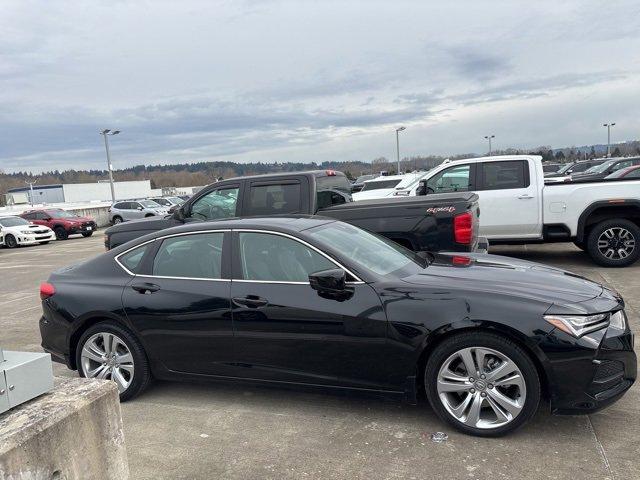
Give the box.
[109,200,169,224]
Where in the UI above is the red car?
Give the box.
[605,165,640,179]
[20,208,97,240]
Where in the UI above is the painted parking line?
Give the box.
[5,305,41,316]
[0,295,38,307]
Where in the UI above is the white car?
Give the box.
[352,172,428,201]
[0,215,56,248]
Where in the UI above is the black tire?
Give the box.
[112,216,123,224]
[39,241,50,245]
[4,234,18,248]
[586,218,640,267]
[82,231,94,237]
[76,321,152,402]
[54,226,68,240]
[573,241,586,251]
[424,332,540,437]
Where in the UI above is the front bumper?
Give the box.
[17,232,56,245]
[545,323,636,414]
[68,222,97,234]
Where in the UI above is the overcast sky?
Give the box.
[1,0,639,173]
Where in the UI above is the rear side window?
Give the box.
[153,232,224,279]
[113,202,127,209]
[480,161,529,190]
[22,212,36,220]
[246,183,301,215]
[118,244,150,274]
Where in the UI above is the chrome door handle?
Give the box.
[517,194,534,199]
[232,296,268,308]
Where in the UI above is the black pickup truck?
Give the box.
[104,170,485,253]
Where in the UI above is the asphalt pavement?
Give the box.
[0,234,637,480]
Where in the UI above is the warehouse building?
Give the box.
[6,180,152,205]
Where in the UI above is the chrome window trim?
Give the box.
[234,229,364,284]
[113,229,229,278]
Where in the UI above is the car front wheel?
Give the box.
[4,234,18,248]
[54,226,68,240]
[76,322,151,401]
[425,332,540,437]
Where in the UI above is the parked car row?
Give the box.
[108,196,186,224]
[352,155,640,267]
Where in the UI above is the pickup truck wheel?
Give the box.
[587,219,640,267]
[424,332,540,437]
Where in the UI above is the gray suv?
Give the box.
[109,200,169,224]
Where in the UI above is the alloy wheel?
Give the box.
[597,227,636,260]
[80,332,135,393]
[436,347,526,430]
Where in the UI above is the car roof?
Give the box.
[220,169,345,183]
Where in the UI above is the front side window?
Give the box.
[426,164,472,193]
[238,232,335,282]
[307,222,417,276]
[246,184,301,216]
[119,244,150,274]
[481,161,528,190]
[191,188,239,220]
[153,232,224,279]
[21,212,36,220]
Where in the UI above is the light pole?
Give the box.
[25,180,37,207]
[395,126,406,174]
[484,135,495,155]
[603,123,615,157]
[100,129,121,203]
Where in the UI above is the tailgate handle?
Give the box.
[131,283,160,294]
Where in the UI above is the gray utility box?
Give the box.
[0,349,54,415]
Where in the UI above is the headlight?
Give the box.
[609,310,627,331]
[544,313,609,337]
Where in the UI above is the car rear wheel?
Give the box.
[76,322,151,401]
[425,332,540,437]
[112,216,123,224]
[4,234,18,248]
[82,231,93,237]
[587,218,640,267]
[54,226,68,240]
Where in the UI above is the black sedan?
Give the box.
[39,217,636,436]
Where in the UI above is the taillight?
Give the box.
[40,282,56,300]
[454,212,473,244]
[325,170,337,176]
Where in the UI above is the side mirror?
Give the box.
[309,268,352,300]
[173,206,186,222]
[137,206,143,211]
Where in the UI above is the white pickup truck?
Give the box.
[355,155,640,267]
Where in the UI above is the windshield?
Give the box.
[166,196,184,204]
[585,161,614,174]
[0,216,30,227]
[360,179,402,191]
[307,222,422,276]
[151,198,171,206]
[140,200,161,208]
[46,209,77,218]
[556,163,574,174]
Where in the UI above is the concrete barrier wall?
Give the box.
[66,206,112,228]
[0,377,129,480]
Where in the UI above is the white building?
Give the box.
[7,180,152,205]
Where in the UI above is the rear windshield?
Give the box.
[360,179,402,191]
[316,174,352,209]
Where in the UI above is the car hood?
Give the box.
[401,252,604,306]
[4,224,52,232]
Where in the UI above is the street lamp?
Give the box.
[25,180,37,207]
[484,135,495,155]
[603,123,616,157]
[395,126,406,174]
[100,129,121,203]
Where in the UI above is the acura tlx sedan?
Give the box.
[39,217,636,436]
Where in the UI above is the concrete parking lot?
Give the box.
[1,235,638,480]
